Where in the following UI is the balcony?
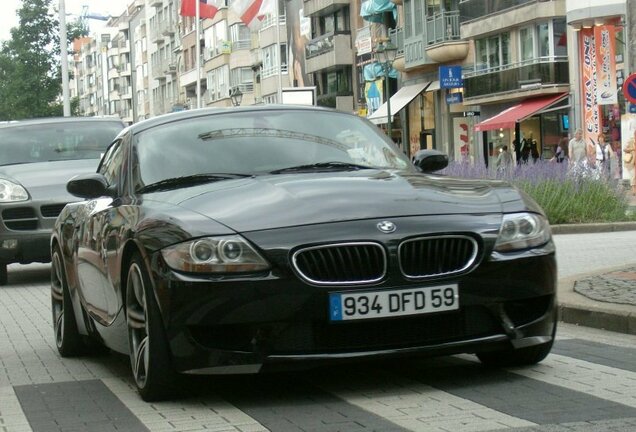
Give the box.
[305,32,353,74]
[463,57,569,102]
[150,26,163,44]
[180,67,203,88]
[150,0,163,7]
[424,11,468,63]
[158,17,175,37]
[303,0,349,17]
[458,0,536,23]
[152,63,167,80]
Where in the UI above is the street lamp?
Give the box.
[373,39,398,140]
[229,87,243,107]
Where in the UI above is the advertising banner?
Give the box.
[594,25,617,105]
[453,117,471,162]
[579,28,600,151]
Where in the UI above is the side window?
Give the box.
[98,140,124,186]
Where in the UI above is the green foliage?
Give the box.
[442,161,634,225]
[515,178,632,225]
[67,18,89,41]
[0,0,62,120]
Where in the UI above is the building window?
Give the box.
[475,32,510,72]
[204,21,228,59]
[553,18,567,57]
[261,43,288,78]
[207,65,230,102]
[414,0,423,35]
[404,0,412,38]
[231,67,253,89]
[519,20,566,62]
[519,26,534,62]
[230,23,250,49]
[537,22,550,58]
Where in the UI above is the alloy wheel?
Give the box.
[126,263,149,389]
[51,251,65,349]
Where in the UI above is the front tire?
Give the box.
[0,263,8,285]
[51,245,84,357]
[125,253,175,401]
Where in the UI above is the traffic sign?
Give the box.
[622,73,636,104]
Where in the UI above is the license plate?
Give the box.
[329,284,459,321]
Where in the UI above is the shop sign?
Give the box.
[220,40,232,54]
[623,73,636,104]
[446,93,463,104]
[355,26,373,56]
[439,66,464,89]
[463,111,480,117]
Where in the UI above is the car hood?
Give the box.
[147,170,512,232]
[0,159,99,201]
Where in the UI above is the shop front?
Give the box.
[368,81,433,152]
[474,93,569,167]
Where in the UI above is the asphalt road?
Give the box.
[1,231,636,432]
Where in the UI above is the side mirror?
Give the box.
[67,173,111,199]
[412,149,449,173]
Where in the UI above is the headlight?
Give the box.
[161,235,270,273]
[493,213,551,252]
[0,179,28,202]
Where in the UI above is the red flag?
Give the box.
[180,0,219,19]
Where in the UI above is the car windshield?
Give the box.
[0,121,123,166]
[134,109,411,189]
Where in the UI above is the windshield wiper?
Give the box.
[137,173,251,193]
[270,161,372,174]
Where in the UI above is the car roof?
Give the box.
[0,116,125,129]
[126,105,352,135]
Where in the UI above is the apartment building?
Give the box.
[380,0,472,157]
[148,0,182,115]
[72,37,102,117]
[461,0,570,166]
[303,0,355,111]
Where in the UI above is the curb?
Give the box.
[558,302,636,335]
[551,221,636,234]
[557,272,636,335]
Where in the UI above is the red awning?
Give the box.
[473,93,569,132]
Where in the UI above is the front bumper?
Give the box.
[0,201,68,264]
[147,215,557,374]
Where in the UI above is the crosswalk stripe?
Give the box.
[308,364,536,432]
[102,377,269,432]
[506,353,636,409]
[0,385,32,432]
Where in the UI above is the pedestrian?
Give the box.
[530,139,540,163]
[568,128,588,169]
[495,145,513,175]
[594,134,611,178]
[623,132,636,195]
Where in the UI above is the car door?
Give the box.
[76,138,126,326]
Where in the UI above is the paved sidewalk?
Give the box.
[553,213,636,334]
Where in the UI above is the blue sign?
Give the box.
[446,92,463,104]
[439,66,464,89]
[630,103,636,113]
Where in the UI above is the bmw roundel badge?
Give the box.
[377,221,396,233]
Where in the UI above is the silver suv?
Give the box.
[0,117,125,284]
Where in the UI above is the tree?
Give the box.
[0,0,61,120]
